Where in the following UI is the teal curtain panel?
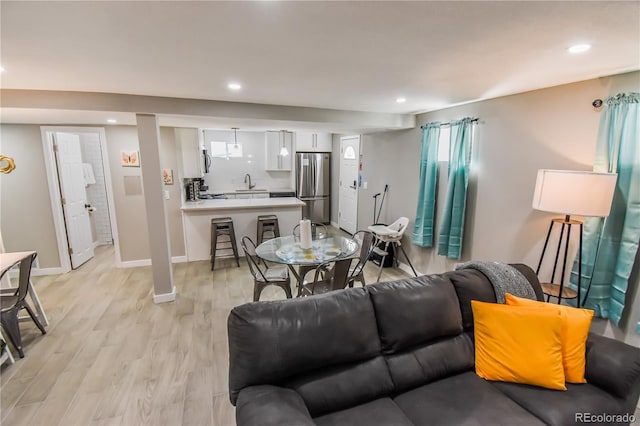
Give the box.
[412,122,441,247]
[438,118,474,259]
[569,92,640,327]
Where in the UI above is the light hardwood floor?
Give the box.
[1,244,410,426]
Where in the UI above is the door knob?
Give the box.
[84,203,91,209]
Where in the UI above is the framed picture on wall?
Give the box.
[121,150,140,167]
[163,168,173,185]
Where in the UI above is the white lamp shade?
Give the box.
[532,169,617,217]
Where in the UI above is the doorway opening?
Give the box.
[41,127,120,272]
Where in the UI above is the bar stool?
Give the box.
[210,217,240,270]
[257,215,280,245]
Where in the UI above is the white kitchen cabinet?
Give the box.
[224,192,269,199]
[265,131,293,171]
[295,132,332,152]
[176,128,204,178]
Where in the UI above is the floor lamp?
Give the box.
[532,169,617,307]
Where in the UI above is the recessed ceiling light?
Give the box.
[228,82,242,90]
[0,66,5,73]
[568,44,591,54]
[107,118,117,123]
[396,97,407,103]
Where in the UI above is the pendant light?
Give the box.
[229,127,242,157]
[232,127,239,146]
[279,130,289,157]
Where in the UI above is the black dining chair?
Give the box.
[299,258,352,297]
[241,236,293,302]
[0,252,46,358]
[347,230,376,288]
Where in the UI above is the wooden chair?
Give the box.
[241,236,292,302]
[0,252,46,358]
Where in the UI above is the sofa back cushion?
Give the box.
[284,355,395,417]
[228,287,382,405]
[386,333,475,393]
[368,275,463,354]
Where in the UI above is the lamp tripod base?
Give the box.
[540,283,578,301]
[536,216,584,307]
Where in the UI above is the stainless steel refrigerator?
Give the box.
[296,152,331,224]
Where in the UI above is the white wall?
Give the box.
[203,129,293,192]
[0,124,60,268]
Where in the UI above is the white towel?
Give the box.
[82,163,96,186]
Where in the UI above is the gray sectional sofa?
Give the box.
[228,264,640,426]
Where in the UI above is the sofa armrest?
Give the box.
[585,333,640,402]
[236,385,315,426]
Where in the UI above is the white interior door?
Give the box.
[54,132,94,269]
[339,135,360,234]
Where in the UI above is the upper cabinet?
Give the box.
[265,131,293,171]
[295,132,332,152]
[176,128,204,178]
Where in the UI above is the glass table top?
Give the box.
[255,235,360,265]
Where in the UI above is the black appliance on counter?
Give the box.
[269,191,296,198]
[184,177,207,201]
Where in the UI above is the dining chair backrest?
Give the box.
[3,253,37,304]
[350,230,375,278]
[241,236,268,282]
[293,222,329,240]
[309,258,352,294]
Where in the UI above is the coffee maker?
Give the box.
[184,178,201,201]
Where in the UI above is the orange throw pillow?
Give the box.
[505,293,594,383]
[471,300,566,390]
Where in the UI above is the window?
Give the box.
[210,141,227,158]
[343,146,356,159]
[210,141,243,159]
[438,127,450,162]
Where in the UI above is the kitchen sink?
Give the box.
[236,189,267,192]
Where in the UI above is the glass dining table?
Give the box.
[255,235,360,293]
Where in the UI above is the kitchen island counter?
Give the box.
[181,197,304,212]
[182,198,304,262]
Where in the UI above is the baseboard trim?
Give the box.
[330,221,340,229]
[397,261,421,277]
[117,256,188,268]
[19,267,67,277]
[117,259,151,268]
[153,289,176,304]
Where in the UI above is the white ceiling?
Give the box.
[1,1,639,127]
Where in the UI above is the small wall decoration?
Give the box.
[121,150,140,167]
[162,168,174,185]
[0,155,16,174]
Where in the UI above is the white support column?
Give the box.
[136,114,175,303]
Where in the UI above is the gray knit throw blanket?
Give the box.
[455,261,536,303]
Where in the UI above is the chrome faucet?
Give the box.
[244,173,256,189]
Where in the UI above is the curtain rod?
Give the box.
[421,117,479,129]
